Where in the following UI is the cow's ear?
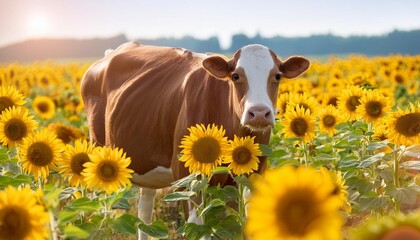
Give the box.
[202,56,230,79]
[279,56,310,78]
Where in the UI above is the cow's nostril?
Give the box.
[249,112,255,118]
[265,111,271,118]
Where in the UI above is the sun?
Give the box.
[27,13,51,36]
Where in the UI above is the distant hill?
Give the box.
[1,29,420,63]
[0,34,128,63]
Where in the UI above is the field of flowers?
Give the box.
[0,54,419,240]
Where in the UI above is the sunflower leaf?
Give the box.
[63,225,91,239]
[110,213,141,235]
[177,222,212,240]
[138,220,169,239]
[403,144,420,158]
[358,152,385,168]
[65,197,102,213]
[259,144,272,157]
[162,191,195,202]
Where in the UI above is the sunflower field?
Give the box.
[0,54,419,240]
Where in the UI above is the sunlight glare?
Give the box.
[27,13,51,36]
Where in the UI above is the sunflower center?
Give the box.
[4,119,28,141]
[327,97,338,106]
[395,113,420,137]
[70,153,90,175]
[27,142,53,166]
[0,97,14,113]
[56,126,74,144]
[290,117,308,137]
[98,161,118,181]
[365,101,383,118]
[346,96,361,112]
[381,226,420,240]
[276,191,321,237]
[232,146,252,165]
[0,207,30,239]
[191,136,221,164]
[297,103,310,112]
[394,74,404,84]
[37,102,50,113]
[322,115,336,128]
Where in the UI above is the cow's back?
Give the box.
[81,42,204,177]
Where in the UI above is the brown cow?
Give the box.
[81,42,309,239]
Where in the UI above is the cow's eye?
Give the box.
[232,73,240,81]
[275,73,282,81]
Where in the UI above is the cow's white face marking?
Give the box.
[237,45,276,129]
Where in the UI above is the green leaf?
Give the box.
[66,197,102,213]
[259,144,272,157]
[234,175,253,190]
[366,141,389,151]
[177,223,212,240]
[110,213,141,235]
[199,199,225,217]
[212,166,230,175]
[401,161,420,171]
[138,220,168,239]
[191,177,209,192]
[162,191,195,202]
[213,215,242,239]
[386,186,418,205]
[0,174,32,188]
[59,187,79,201]
[358,152,385,168]
[359,196,389,211]
[63,225,91,239]
[58,210,80,225]
[171,172,200,188]
[404,144,420,158]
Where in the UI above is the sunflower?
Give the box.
[224,136,262,176]
[18,129,65,179]
[0,106,38,149]
[179,124,229,176]
[281,106,316,143]
[0,85,26,114]
[352,212,420,240]
[319,167,351,212]
[246,166,343,240]
[82,146,134,194]
[356,89,392,123]
[32,96,56,119]
[317,105,342,136]
[0,185,50,240]
[385,103,420,146]
[286,93,319,115]
[47,122,83,144]
[321,91,340,107]
[276,93,290,118]
[337,85,364,121]
[59,139,95,187]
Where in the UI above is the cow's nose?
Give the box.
[248,106,272,121]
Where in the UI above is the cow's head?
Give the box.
[202,44,310,132]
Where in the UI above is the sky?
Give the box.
[1,0,420,49]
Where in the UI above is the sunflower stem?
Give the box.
[237,181,245,239]
[393,145,402,212]
[49,210,58,240]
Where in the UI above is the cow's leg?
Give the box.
[138,187,157,240]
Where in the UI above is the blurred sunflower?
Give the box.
[32,96,56,120]
[386,103,420,146]
[356,89,392,123]
[82,146,133,194]
[246,166,343,240]
[337,85,364,121]
[319,167,351,212]
[47,122,83,144]
[179,124,229,176]
[276,93,289,118]
[0,106,38,149]
[287,93,319,115]
[0,85,26,114]
[59,139,95,187]
[321,91,340,107]
[317,105,342,136]
[281,106,316,143]
[352,212,420,240]
[0,185,50,240]
[372,122,389,141]
[224,136,262,176]
[18,129,65,179]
